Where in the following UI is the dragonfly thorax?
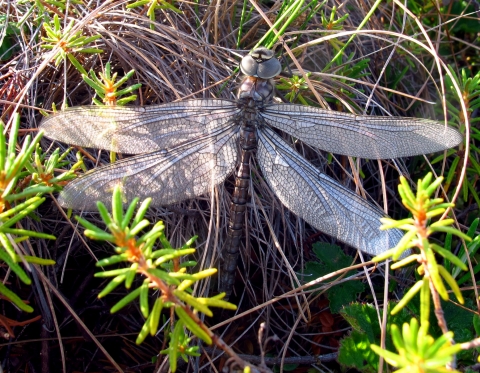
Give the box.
[237,76,274,107]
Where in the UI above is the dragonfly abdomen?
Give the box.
[219,124,257,295]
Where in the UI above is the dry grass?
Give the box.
[0,0,474,372]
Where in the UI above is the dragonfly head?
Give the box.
[240,47,282,79]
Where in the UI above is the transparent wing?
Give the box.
[261,104,462,159]
[41,99,239,154]
[58,127,239,210]
[257,127,403,256]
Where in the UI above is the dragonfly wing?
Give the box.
[257,127,403,256]
[261,104,462,159]
[59,127,239,210]
[40,99,239,154]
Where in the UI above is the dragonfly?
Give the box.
[40,47,462,295]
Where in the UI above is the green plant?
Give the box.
[81,62,143,161]
[82,62,142,106]
[338,297,479,371]
[235,0,323,49]
[41,13,103,75]
[0,15,22,60]
[327,55,371,107]
[159,319,201,370]
[37,0,83,11]
[338,303,412,372]
[449,218,480,285]
[320,6,349,52]
[256,0,307,48]
[320,5,349,31]
[0,113,75,311]
[323,0,383,70]
[369,173,477,370]
[276,74,311,104]
[371,318,462,373]
[406,0,480,69]
[27,144,83,191]
[375,174,469,314]
[76,186,270,371]
[303,242,365,314]
[438,67,480,207]
[127,0,182,30]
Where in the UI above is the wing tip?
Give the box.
[58,192,99,212]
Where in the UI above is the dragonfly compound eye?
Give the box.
[240,48,282,79]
